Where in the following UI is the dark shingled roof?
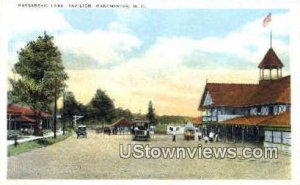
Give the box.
[258,48,284,68]
[7,104,52,118]
[199,83,259,108]
[198,75,290,109]
[110,117,133,128]
[251,76,290,105]
[14,115,36,123]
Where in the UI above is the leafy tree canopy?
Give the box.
[10,32,68,111]
[89,89,115,124]
[62,91,81,120]
[146,100,157,126]
[114,107,133,120]
[9,32,68,135]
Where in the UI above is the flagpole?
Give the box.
[270,28,272,48]
[263,12,272,48]
[270,12,272,48]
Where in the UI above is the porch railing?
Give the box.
[202,115,242,123]
[202,116,218,123]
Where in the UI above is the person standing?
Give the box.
[172,129,176,142]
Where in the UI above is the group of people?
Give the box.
[172,130,219,142]
[203,131,219,143]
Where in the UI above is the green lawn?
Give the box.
[8,132,72,157]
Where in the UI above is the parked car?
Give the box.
[184,122,195,140]
[132,120,150,141]
[184,129,195,140]
[76,125,87,138]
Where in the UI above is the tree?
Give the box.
[146,100,157,126]
[10,32,68,137]
[157,115,192,125]
[89,89,115,127]
[62,91,81,131]
[114,108,133,120]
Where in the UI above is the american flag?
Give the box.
[263,13,272,27]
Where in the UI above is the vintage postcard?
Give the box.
[1,0,300,184]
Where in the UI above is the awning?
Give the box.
[258,111,290,127]
[221,115,273,126]
[221,111,290,127]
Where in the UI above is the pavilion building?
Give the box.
[198,47,290,152]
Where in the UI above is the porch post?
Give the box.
[242,126,245,145]
[8,114,11,130]
[232,125,235,142]
[225,125,228,143]
[256,126,259,142]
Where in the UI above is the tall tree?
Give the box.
[62,91,81,131]
[114,108,133,120]
[90,89,115,127]
[10,32,68,137]
[146,100,157,126]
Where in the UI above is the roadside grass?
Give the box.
[8,132,72,157]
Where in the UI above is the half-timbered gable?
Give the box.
[203,91,213,106]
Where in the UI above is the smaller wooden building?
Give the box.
[110,117,133,134]
[7,104,53,135]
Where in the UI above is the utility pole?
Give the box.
[73,115,84,127]
[62,91,65,135]
[53,79,57,139]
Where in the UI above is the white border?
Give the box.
[1,0,299,185]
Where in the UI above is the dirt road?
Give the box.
[8,131,290,179]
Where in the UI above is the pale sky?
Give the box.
[6,8,290,117]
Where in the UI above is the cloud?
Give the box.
[70,12,289,116]
[62,52,100,70]
[6,9,290,117]
[3,4,72,36]
[108,21,132,33]
[183,51,254,69]
[109,12,289,75]
[55,30,141,67]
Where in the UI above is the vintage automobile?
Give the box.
[103,127,111,135]
[184,122,195,140]
[132,119,151,141]
[76,125,87,138]
[184,129,195,140]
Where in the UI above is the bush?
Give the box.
[37,138,54,146]
[7,130,22,140]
